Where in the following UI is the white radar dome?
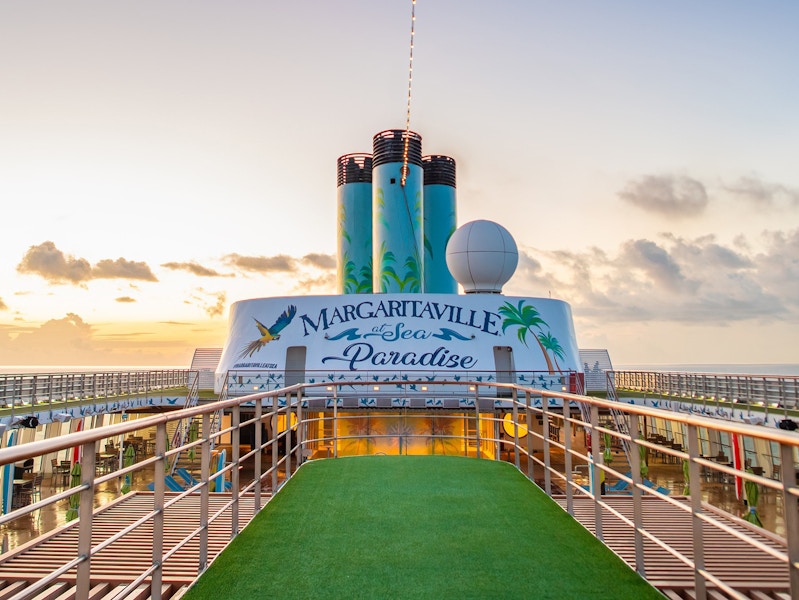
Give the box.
[445,220,518,293]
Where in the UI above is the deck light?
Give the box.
[373,385,380,391]
[326,386,333,391]
[421,386,428,391]
[468,385,475,391]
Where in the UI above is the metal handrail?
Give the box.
[0,379,797,600]
[613,370,799,409]
[0,370,192,420]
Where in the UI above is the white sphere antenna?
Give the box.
[445,220,518,293]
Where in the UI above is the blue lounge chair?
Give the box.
[643,479,671,495]
[605,480,629,493]
[146,475,185,492]
[605,472,632,493]
[175,468,199,487]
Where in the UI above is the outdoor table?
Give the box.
[11,479,32,509]
[98,452,117,472]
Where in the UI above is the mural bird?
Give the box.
[239,305,297,358]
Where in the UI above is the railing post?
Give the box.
[686,423,707,599]
[511,389,520,469]
[589,404,602,542]
[231,404,240,538]
[543,398,552,496]
[563,398,573,516]
[271,402,279,492]
[296,388,304,467]
[628,413,646,577]
[199,412,210,572]
[474,386,481,459]
[254,398,263,511]
[780,442,799,596]
[333,387,339,459]
[525,391,533,481]
[152,422,166,600]
[285,397,292,478]
[76,441,96,600]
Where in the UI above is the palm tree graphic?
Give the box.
[537,331,565,371]
[498,300,556,373]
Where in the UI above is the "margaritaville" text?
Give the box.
[300,300,500,337]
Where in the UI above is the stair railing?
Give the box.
[167,371,201,474]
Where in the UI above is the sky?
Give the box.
[1,1,798,369]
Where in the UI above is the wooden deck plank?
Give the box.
[556,495,790,597]
[0,492,264,590]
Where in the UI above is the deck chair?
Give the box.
[175,468,199,487]
[605,479,630,493]
[146,476,185,492]
[605,472,633,494]
[643,479,671,495]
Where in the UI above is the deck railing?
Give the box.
[613,370,799,410]
[0,381,797,600]
[0,370,192,416]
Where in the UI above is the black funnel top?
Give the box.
[422,155,456,187]
[336,153,373,187]
[372,130,423,168]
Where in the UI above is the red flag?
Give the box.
[731,433,743,500]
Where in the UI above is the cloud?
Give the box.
[17,241,91,283]
[0,313,96,363]
[0,297,7,311]
[619,239,695,294]
[510,231,793,325]
[115,296,136,303]
[618,175,708,217]
[184,288,228,318]
[223,253,296,273]
[93,258,157,281]
[755,229,799,307]
[161,262,232,277]
[302,253,336,270]
[203,292,227,318]
[0,313,210,366]
[17,241,157,284]
[724,175,799,208]
[292,273,337,295]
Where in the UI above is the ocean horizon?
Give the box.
[1,364,798,376]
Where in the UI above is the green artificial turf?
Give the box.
[184,456,662,600]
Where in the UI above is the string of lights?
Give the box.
[401,0,417,187]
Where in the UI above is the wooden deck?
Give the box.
[0,492,265,600]
[556,495,791,600]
